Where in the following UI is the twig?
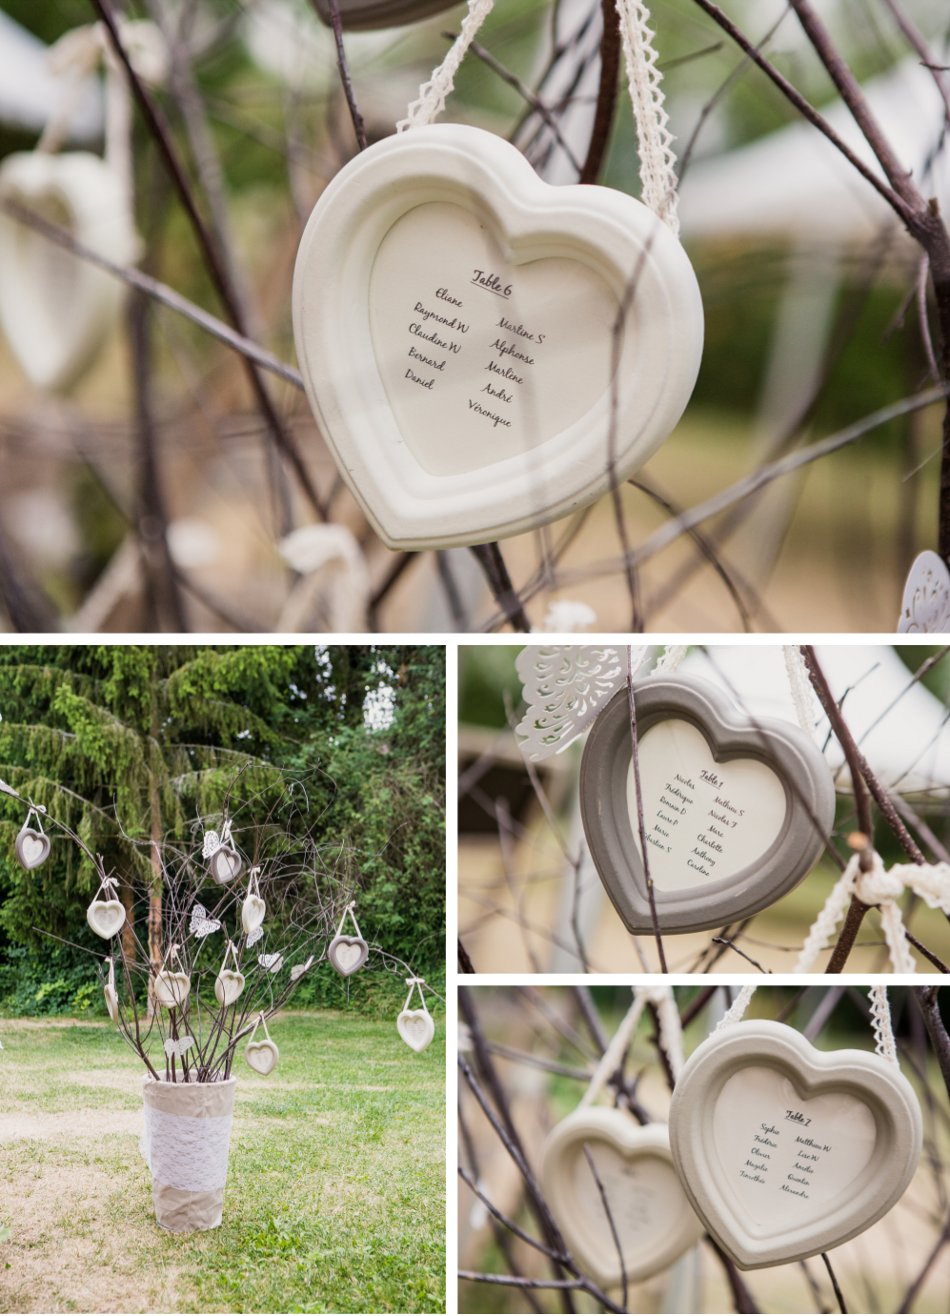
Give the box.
[580,0,621,184]
[317,0,367,151]
[821,1251,849,1314]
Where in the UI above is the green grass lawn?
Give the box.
[0,1011,445,1314]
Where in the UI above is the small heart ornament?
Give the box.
[245,1039,279,1076]
[0,152,140,391]
[580,674,836,933]
[15,825,50,870]
[103,960,119,1024]
[669,1020,922,1269]
[214,969,245,1007]
[209,843,243,884]
[292,124,702,548]
[541,1109,703,1286]
[86,898,126,940]
[328,934,368,977]
[397,1008,434,1053]
[242,893,266,936]
[313,0,462,30]
[153,970,191,1009]
[898,550,950,632]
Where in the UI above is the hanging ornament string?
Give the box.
[793,849,950,974]
[402,976,430,1015]
[869,985,899,1067]
[783,645,820,735]
[715,984,757,1031]
[614,0,680,233]
[220,939,240,973]
[579,990,646,1108]
[397,0,495,131]
[334,900,364,942]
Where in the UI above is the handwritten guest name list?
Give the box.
[369,201,618,477]
[626,719,787,892]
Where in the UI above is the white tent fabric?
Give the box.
[0,13,102,140]
[680,645,950,797]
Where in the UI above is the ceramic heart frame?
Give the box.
[15,826,50,870]
[579,674,836,933]
[313,0,460,28]
[292,124,702,549]
[215,969,245,1007]
[328,934,368,977]
[245,1038,279,1076]
[0,152,140,392]
[242,892,266,935]
[397,1008,434,1053]
[87,898,126,940]
[209,844,243,884]
[541,1109,703,1286]
[154,970,191,1009]
[669,1020,921,1269]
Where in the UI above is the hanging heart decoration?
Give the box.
[258,952,284,974]
[397,1008,435,1053]
[898,550,950,632]
[242,892,266,936]
[541,1109,703,1286]
[328,934,368,977]
[153,970,191,1009]
[103,958,119,1024]
[15,819,51,870]
[163,1036,195,1059]
[669,1019,922,1269]
[189,902,222,938]
[0,152,140,392]
[313,0,462,30]
[86,897,126,940]
[292,123,702,549]
[579,674,836,933]
[215,968,245,1007]
[208,843,243,885]
[290,955,315,982]
[245,1039,279,1076]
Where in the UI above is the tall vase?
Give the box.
[141,1077,237,1232]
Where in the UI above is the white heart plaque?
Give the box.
[86,898,126,940]
[328,934,368,977]
[0,152,140,392]
[669,1020,922,1269]
[15,825,50,871]
[292,124,702,548]
[397,1008,434,1053]
[541,1109,702,1287]
[153,970,191,1009]
[898,550,950,632]
[214,968,245,1007]
[245,1038,279,1076]
[242,892,266,936]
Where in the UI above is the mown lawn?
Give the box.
[0,1011,445,1314]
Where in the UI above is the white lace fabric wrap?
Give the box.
[141,1077,236,1194]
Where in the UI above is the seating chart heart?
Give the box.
[15,825,50,871]
[86,898,126,940]
[214,969,245,1007]
[209,844,243,884]
[153,970,191,1009]
[397,1008,434,1053]
[328,934,369,977]
[898,550,950,632]
[541,1109,703,1286]
[0,152,139,392]
[579,674,836,933]
[669,1020,922,1269]
[292,123,702,549]
[245,1038,279,1076]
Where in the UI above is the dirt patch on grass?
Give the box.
[0,1110,142,1144]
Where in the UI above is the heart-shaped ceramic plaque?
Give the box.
[292,124,702,549]
[245,1038,279,1076]
[397,1008,434,1053]
[15,825,50,870]
[669,1020,921,1269]
[898,550,950,632]
[242,892,266,936]
[86,898,126,940]
[542,1109,703,1286]
[153,970,191,1009]
[215,969,245,1007]
[313,0,461,29]
[209,844,243,885]
[104,981,119,1024]
[579,674,836,933]
[328,934,369,977]
[0,152,140,392]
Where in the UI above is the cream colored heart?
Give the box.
[242,893,266,935]
[86,898,126,940]
[153,970,191,1009]
[209,844,242,884]
[214,969,245,1007]
[15,827,50,870]
[0,152,140,392]
[542,1109,702,1287]
[669,1020,922,1269]
[245,1039,279,1076]
[103,982,119,1024]
[328,935,368,977]
[292,123,702,549]
[397,1009,434,1053]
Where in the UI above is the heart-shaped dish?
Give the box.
[328,934,368,977]
[579,674,836,933]
[0,152,139,392]
[397,1008,434,1053]
[542,1109,703,1286]
[669,1020,922,1269]
[292,124,702,549]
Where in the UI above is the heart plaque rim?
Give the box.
[292,123,702,549]
[397,1008,435,1053]
[328,934,369,977]
[579,674,836,934]
[541,1108,703,1286]
[668,1019,922,1269]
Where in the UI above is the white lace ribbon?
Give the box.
[794,851,950,973]
[397,0,495,132]
[142,1105,234,1193]
[869,985,898,1066]
[714,984,757,1031]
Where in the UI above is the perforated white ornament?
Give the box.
[515,645,647,761]
[898,551,950,632]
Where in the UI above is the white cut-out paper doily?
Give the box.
[515,645,648,761]
[898,551,950,633]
